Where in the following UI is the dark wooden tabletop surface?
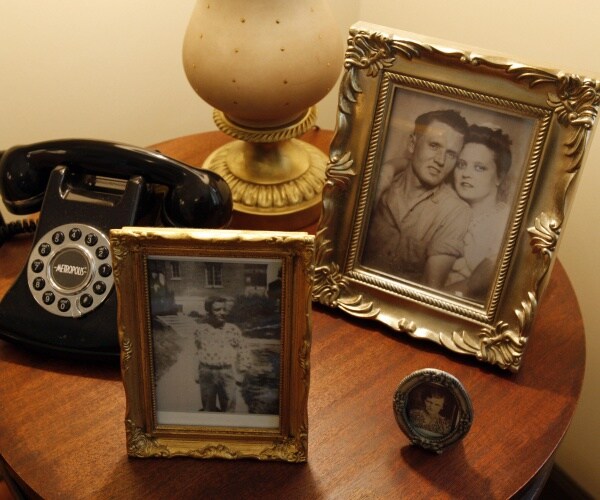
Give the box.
[0,129,586,499]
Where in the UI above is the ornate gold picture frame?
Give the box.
[313,22,600,371]
[393,369,473,454]
[110,227,313,461]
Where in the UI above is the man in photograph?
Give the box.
[362,109,471,288]
[194,296,250,412]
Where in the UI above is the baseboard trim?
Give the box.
[540,465,593,500]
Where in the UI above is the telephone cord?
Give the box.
[0,218,37,246]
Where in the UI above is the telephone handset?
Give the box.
[0,139,232,358]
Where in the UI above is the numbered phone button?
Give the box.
[52,231,65,244]
[33,277,46,290]
[57,298,71,312]
[96,246,110,260]
[98,263,112,278]
[69,228,82,241]
[31,259,44,273]
[80,294,94,308]
[42,291,56,305]
[38,242,52,256]
[93,281,107,295]
[84,233,98,247]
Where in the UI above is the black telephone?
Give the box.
[0,139,232,358]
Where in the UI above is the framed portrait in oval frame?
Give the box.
[393,368,473,454]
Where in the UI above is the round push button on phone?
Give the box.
[57,298,71,312]
[31,259,44,273]
[69,228,82,241]
[52,231,65,244]
[85,233,98,246]
[49,248,91,292]
[38,242,52,256]
[42,291,55,305]
[32,277,46,290]
[96,246,109,260]
[80,294,94,308]
[98,263,112,278]
[93,281,107,295]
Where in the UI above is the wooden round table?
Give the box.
[0,130,585,499]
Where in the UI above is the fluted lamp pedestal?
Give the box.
[204,107,327,229]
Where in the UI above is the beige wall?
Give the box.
[1,1,598,496]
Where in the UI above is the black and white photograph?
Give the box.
[406,382,458,438]
[361,87,536,304]
[148,256,283,429]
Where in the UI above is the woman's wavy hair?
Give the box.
[464,124,513,201]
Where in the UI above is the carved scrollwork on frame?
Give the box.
[312,234,379,318]
[120,335,133,372]
[529,212,561,257]
[259,427,308,463]
[325,151,356,190]
[340,30,425,115]
[315,22,599,371]
[126,419,170,458]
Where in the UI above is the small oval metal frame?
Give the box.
[393,368,473,454]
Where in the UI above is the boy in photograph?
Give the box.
[194,295,250,412]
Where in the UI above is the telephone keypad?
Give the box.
[42,291,55,304]
[98,264,112,278]
[27,223,114,318]
[58,298,71,312]
[80,294,93,308]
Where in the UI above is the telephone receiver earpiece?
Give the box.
[0,139,232,228]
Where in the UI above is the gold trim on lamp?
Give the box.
[203,107,327,229]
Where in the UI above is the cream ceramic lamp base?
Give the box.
[182,0,343,229]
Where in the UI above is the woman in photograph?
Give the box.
[409,386,452,436]
[445,124,513,301]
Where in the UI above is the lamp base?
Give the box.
[202,138,327,230]
[201,107,327,230]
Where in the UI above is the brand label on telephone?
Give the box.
[50,248,91,291]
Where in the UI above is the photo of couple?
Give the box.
[362,89,534,304]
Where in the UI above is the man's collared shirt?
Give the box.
[362,169,471,284]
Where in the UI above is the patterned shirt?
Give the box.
[194,321,250,371]
[409,408,451,435]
